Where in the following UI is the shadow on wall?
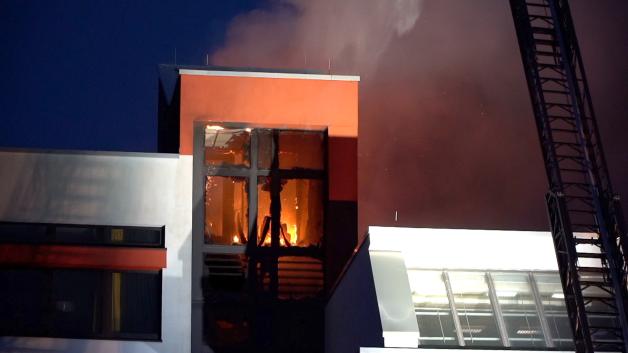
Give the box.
[0,152,125,224]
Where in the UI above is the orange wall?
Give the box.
[179,73,358,201]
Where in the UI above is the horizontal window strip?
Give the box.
[0,221,165,248]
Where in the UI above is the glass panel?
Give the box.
[278,130,324,170]
[204,176,249,245]
[533,273,574,349]
[256,177,323,248]
[257,129,273,169]
[280,179,323,248]
[492,272,545,347]
[204,126,250,167]
[408,270,457,346]
[0,268,160,340]
[0,222,163,247]
[449,272,501,347]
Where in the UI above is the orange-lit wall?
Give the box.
[179,73,358,202]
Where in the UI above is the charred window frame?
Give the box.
[192,122,328,352]
[194,123,328,256]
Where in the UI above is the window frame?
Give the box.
[409,268,572,350]
[192,122,329,352]
[0,222,164,341]
[196,122,328,255]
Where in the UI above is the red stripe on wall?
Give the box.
[0,244,167,271]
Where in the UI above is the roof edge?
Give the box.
[0,147,179,159]
[178,68,360,82]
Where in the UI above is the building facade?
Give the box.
[0,67,591,353]
[0,67,359,353]
[326,226,617,353]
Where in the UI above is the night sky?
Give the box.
[1,0,627,232]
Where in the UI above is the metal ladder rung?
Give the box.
[576,265,605,272]
[551,128,579,133]
[574,239,600,245]
[531,26,555,35]
[543,89,570,94]
[568,209,596,214]
[579,280,613,287]
[576,252,605,258]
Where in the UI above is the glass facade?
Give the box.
[409,271,457,346]
[198,124,327,351]
[409,269,574,349]
[449,271,501,346]
[492,272,545,347]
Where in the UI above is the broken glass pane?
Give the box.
[204,126,250,167]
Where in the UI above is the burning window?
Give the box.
[203,125,326,249]
[257,178,323,248]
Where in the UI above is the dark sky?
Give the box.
[0,0,261,151]
[1,0,627,232]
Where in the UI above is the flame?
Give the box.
[260,224,298,246]
[232,235,239,244]
[289,224,298,245]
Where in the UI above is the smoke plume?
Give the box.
[211,0,628,233]
[212,0,423,75]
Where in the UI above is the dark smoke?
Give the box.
[211,0,628,234]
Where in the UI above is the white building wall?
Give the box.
[0,150,192,353]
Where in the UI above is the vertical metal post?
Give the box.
[486,272,511,347]
[442,271,466,346]
[528,272,555,348]
[247,129,259,290]
[269,130,281,297]
[191,124,206,353]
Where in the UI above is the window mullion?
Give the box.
[528,272,555,347]
[486,272,511,347]
[442,271,466,346]
[248,131,259,250]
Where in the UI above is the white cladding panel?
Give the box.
[0,150,192,353]
[369,226,560,271]
[370,251,420,348]
[360,349,573,353]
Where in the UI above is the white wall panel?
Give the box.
[369,226,561,271]
[0,150,192,353]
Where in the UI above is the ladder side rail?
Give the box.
[510,0,565,191]
[550,3,628,346]
[555,0,628,277]
[547,191,595,353]
[556,0,613,193]
[510,1,592,351]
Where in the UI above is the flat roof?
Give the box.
[178,68,360,82]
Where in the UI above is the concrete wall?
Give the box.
[0,150,192,353]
